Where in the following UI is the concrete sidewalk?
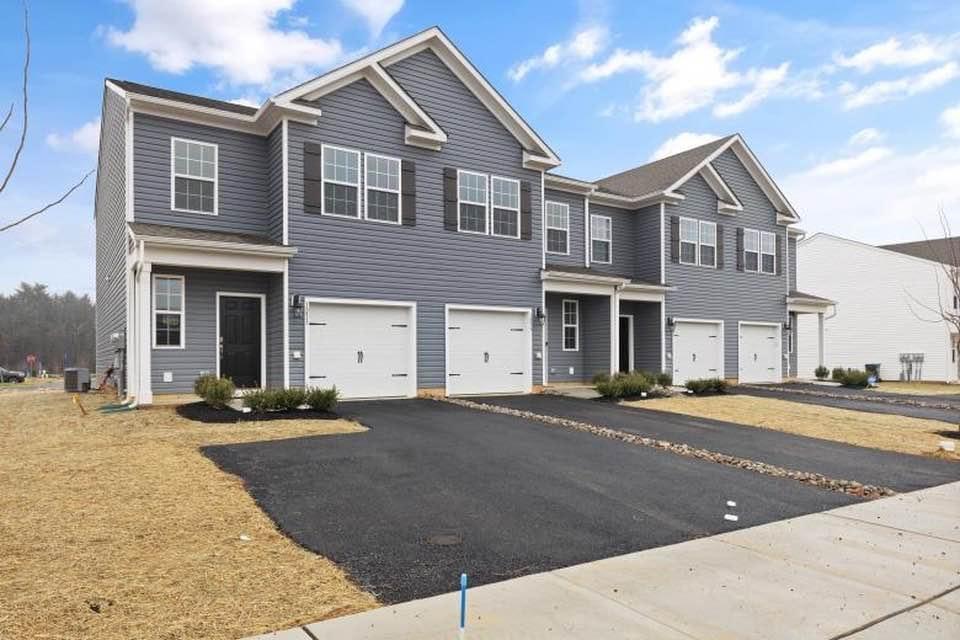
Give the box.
[249,482,960,640]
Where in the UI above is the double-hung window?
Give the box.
[562,299,579,351]
[490,176,520,238]
[322,145,360,217]
[699,221,717,267]
[545,201,569,254]
[364,152,401,223]
[760,231,776,274]
[153,275,184,348]
[744,229,760,272]
[590,214,612,264]
[458,170,488,234]
[172,138,217,214]
[679,217,699,265]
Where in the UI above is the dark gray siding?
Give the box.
[266,124,284,242]
[633,205,662,283]
[266,276,284,387]
[544,189,585,267]
[664,149,789,379]
[133,114,269,235]
[788,311,798,378]
[286,50,543,389]
[545,293,611,383]
[95,87,127,380]
[620,300,662,373]
[582,296,610,377]
[150,267,280,393]
[788,235,798,291]
[588,203,635,276]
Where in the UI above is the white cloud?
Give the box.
[783,143,960,244]
[339,0,403,38]
[805,146,893,177]
[942,103,960,139]
[45,118,101,155]
[842,62,959,109]
[228,96,262,108]
[649,132,720,161]
[835,35,957,73]
[578,16,789,122]
[508,26,608,82]
[848,127,884,146]
[105,0,344,87]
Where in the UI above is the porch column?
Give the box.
[136,262,153,405]
[610,287,619,375]
[817,311,825,368]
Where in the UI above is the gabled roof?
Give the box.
[107,79,257,116]
[880,237,960,265]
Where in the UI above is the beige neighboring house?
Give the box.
[797,233,960,382]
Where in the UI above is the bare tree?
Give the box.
[904,209,960,341]
[0,2,94,234]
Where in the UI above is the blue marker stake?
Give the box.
[459,572,468,637]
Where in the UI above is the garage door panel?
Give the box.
[447,308,529,396]
[739,323,781,384]
[673,321,723,385]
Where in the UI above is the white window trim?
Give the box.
[170,137,218,215]
[490,175,521,239]
[699,220,717,268]
[562,298,579,351]
[152,274,185,350]
[362,151,402,225]
[590,214,612,264]
[321,143,362,219]
[545,200,570,255]
[456,169,489,235]
[678,216,699,266]
[744,228,760,273]
[760,230,777,275]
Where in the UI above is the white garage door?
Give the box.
[447,307,530,395]
[306,301,415,399]
[672,320,723,384]
[739,322,782,383]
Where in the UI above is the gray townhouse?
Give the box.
[94,27,832,404]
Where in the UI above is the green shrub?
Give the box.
[595,372,653,399]
[305,386,339,412]
[241,388,271,412]
[655,372,673,387]
[591,372,611,385]
[242,387,308,412]
[839,368,871,388]
[685,377,728,395]
[831,367,846,383]
[814,365,829,380]
[197,376,234,409]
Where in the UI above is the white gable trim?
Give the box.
[274,27,560,168]
[698,162,743,215]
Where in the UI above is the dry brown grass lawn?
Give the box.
[873,381,960,396]
[624,394,959,460]
[0,390,378,640]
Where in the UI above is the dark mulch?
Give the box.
[175,401,339,424]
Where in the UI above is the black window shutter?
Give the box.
[670,216,680,263]
[520,181,532,240]
[303,143,323,212]
[736,227,745,271]
[443,167,458,231]
[401,160,416,226]
[716,224,725,269]
[776,233,783,275]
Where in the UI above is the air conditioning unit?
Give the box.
[64,367,91,392]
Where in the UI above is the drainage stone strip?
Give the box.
[741,384,959,411]
[443,397,897,500]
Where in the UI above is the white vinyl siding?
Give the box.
[491,176,520,238]
[153,274,184,349]
[364,152,401,224]
[590,214,612,264]
[545,201,569,254]
[562,299,579,351]
[322,144,361,218]
[457,170,488,234]
[171,138,217,214]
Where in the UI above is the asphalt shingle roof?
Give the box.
[108,79,259,116]
[880,237,960,265]
[128,222,282,247]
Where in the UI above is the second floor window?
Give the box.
[491,176,520,238]
[172,138,217,214]
[323,145,360,218]
[364,152,401,223]
[744,229,776,274]
[680,217,717,267]
[591,214,612,264]
[545,201,569,254]
[458,170,488,234]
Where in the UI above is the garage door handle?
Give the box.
[357,350,364,364]
[692,353,696,362]
[753,353,758,361]
[484,351,489,363]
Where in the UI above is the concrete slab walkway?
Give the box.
[247,482,960,640]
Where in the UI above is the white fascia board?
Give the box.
[133,234,298,257]
[127,95,318,137]
[541,269,629,285]
[699,162,743,214]
[544,174,595,195]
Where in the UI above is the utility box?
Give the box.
[64,367,91,393]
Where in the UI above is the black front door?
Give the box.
[220,296,261,388]
[619,316,632,373]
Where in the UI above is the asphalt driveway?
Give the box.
[475,394,960,492]
[203,399,855,604]
[735,385,960,422]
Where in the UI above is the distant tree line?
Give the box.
[0,283,95,373]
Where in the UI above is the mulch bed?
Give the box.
[176,402,340,424]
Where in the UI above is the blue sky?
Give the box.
[1,0,960,298]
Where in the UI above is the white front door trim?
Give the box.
[215,291,267,388]
[444,304,533,396]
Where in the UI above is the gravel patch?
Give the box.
[444,397,897,500]
[742,383,960,410]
